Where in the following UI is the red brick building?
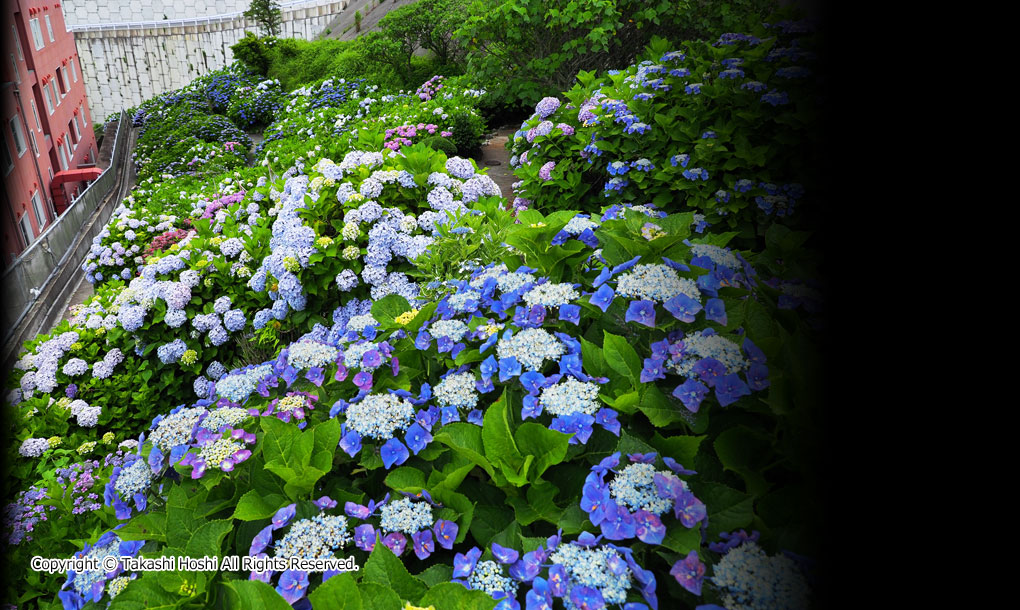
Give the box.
[2,0,99,265]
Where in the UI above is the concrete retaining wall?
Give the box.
[71,1,346,121]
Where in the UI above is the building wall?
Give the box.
[71,1,345,121]
[61,1,251,26]
[3,0,98,265]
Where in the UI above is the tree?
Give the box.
[245,0,283,37]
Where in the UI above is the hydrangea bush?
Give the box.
[507,24,822,244]
[2,17,824,610]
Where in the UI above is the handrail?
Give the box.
[0,110,129,351]
[1,111,126,280]
[68,0,341,32]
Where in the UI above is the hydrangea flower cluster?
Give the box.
[335,389,437,469]
[707,542,811,610]
[653,329,768,411]
[104,453,154,519]
[3,485,56,545]
[257,391,319,428]
[58,530,144,609]
[346,490,458,560]
[179,426,256,478]
[581,452,705,544]
[249,500,353,605]
[55,459,104,515]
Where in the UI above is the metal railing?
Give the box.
[68,0,343,32]
[1,110,130,348]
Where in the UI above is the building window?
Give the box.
[13,25,24,60]
[79,103,87,125]
[9,116,27,157]
[71,59,78,82]
[61,67,70,93]
[74,115,83,139]
[30,130,39,157]
[64,137,73,165]
[43,84,55,114]
[30,19,44,50]
[45,15,55,42]
[30,100,41,131]
[32,191,47,230]
[69,119,79,146]
[57,138,68,170]
[2,132,13,175]
[56,68,67,96]
[10,54,19,84]
[19,213,35,247]
[53,82,61,106]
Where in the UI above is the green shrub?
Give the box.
[421,135,457,155]
[447,107,486,154]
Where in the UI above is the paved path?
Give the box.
[54,127,139,327]
[475,126,517,202]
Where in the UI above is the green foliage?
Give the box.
[421,135,457,155]
[456,0,777,107]
[231,32,272,75]
[244,0,283,37]
[508,25,822,243]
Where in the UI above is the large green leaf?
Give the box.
[417,583,498,610]
[603,331,642,387]
[415,565,454,588]
[358,583,403,610]
[233,491,288,521]
[713,425,773,496]
[220,579,291,610]
[260,417,338,499]
[362,540,428,602]
[648,433,705,468]
[431,487,475,544]
[506,480,561,526]
[108,574,183,610]
[694,481,755,540]
[514,423,570,481]
[434,423,498,482]
[371,294,413,326]
[384,466,427,492]
[482,390,523,472]
[308,572,362,610]
[637,384,685,428]
[183,519,234,558]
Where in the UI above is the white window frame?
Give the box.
[10,54,20,84]
[55,67,66,96]
[51,82,61,106]
[13,25,24,60]
[64,137,73,164]
[30,19,44,50]
[30,130,39,157]
[30,100,41,132]
[2,131,13,175]
[9,116,27,157]
[57,138,68,170]
[61,67,70,94]
[31,190,47,230]
[43,84,55,114]
[72,115,81,140]
[45,15,55,43]
[20,213,35,247]
[79,103,87,124]
[70,59,78,82]
[69,118,79,147]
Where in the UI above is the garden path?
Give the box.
[476,126,517,201]
[55,127,140,327]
